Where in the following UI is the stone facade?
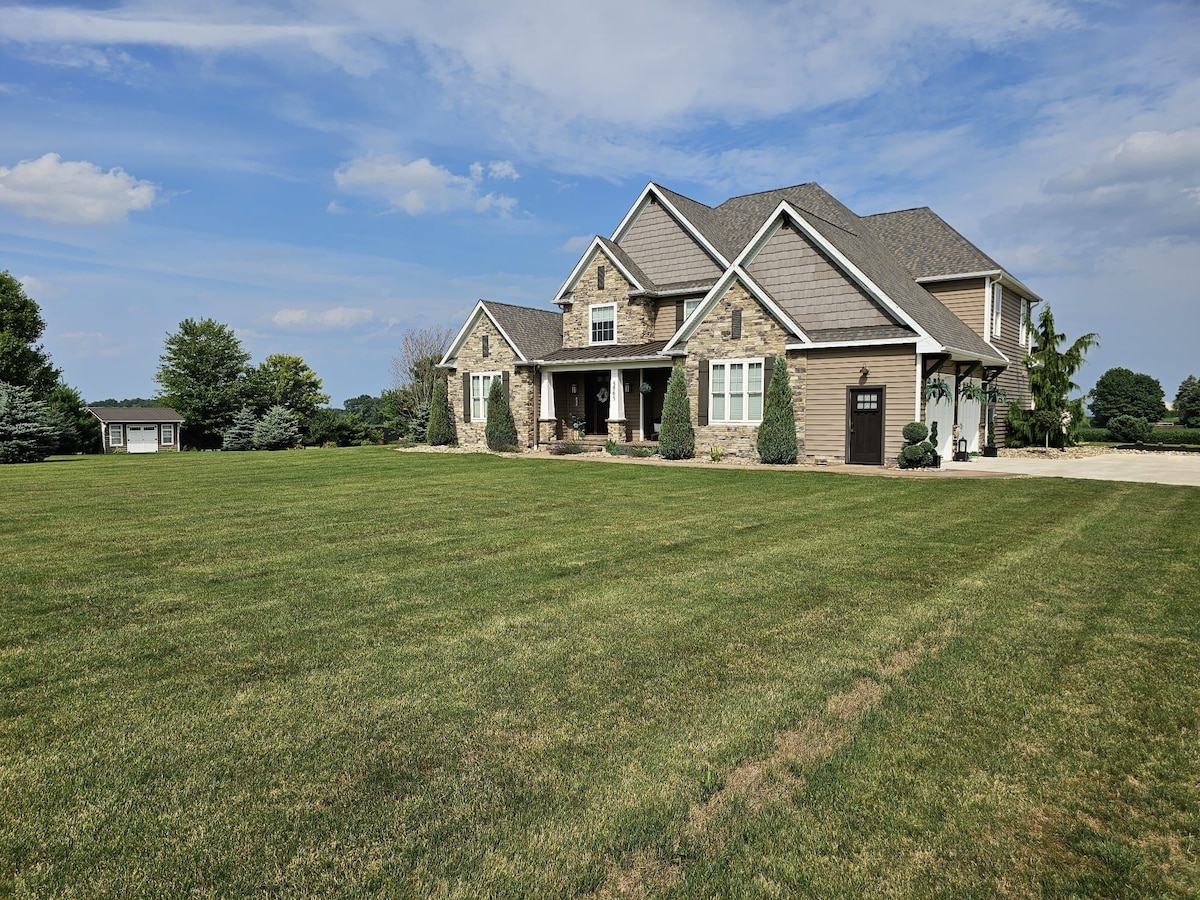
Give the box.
[561,247,656,347]
[683,280,807,458]
[450,313,538,449]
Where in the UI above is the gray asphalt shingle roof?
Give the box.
[540,341,668,363]
[862,207,1002,280]
[482,300,563,361]
[87,407,184,423]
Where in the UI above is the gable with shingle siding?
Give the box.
[747,221,895,332]
[616,198,722,286]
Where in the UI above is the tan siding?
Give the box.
[990,286,1033,444]
[747,224,893,330]
[652,299,679,340]
[617,200,722,285]
[804,346,917,463]
[926,278,986,338]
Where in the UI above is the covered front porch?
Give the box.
[537,364,673,445]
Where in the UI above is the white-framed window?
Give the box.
[684,298,702,320]
[108,423,123,446]
[710,359,765,423]
[161,424,174,445]
[991,283,1003,338]
[471,371,501,421]
[1019,299,1030,349]
[590,303,616,344]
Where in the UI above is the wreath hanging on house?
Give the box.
[597,386,610,403]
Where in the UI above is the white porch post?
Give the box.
[609,368,625,420]
[540,370,555,419]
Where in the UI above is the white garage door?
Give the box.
[126,425,160,453]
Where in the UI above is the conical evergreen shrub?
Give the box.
[485,377,518,450]
[756,357,797,464]
[659,364,694,460]
[426,376,456,446]
[222,407,258,451]
[252,405,299,450]
[0,382,58,464]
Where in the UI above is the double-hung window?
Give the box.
[108,423,123,446]
[590,303,615,344]
[161,424,174,445]
[471,372,501,422]
[710,359,764,423]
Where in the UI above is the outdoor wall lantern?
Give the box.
[859,366,870,377]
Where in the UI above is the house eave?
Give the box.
[916,270,1044,305]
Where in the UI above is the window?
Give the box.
[710,359,764,423]
[596,265,605,290]
[991,283,1003,338]
[482,334,489,358]
[1020,299,1030,348]
[590,303,616,344]
[471,372,501,421]
[683,298,702,320]
[161,424,174,445]
[108,423,122,446]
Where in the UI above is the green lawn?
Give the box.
[2,448,1198,898]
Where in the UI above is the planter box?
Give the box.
[983,446,998,457]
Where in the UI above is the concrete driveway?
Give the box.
[941,453,1200,486]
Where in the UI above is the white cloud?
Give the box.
[1046,129,1200,194]
[271,306,375,330]
[487,160,519,180]
[0,153,157,225]
[326,200,347,214]
[333,154,517,216]
[559,235,592,254]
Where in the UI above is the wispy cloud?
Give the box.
[334,155,517,216]
[271,306,376,330]
[0,153,157,224]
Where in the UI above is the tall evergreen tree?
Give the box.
[756,358,797,464]
[0,382,59,464]
[156,318,251,449]
[426,376,456,446]
[222,407,258,451]
[659,364,695,460]
[252,406,299,450]
[484,378,518,450]
[1024,305,1099,448]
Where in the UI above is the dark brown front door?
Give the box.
[848,388,884,465]
[586,372,609,435]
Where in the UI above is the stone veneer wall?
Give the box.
[451,313,538,449]
[683,281,806,458]
[562,248,655,346]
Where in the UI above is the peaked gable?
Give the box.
[439,300,562,367]
[615,195,723,287]
[747,220,896,332]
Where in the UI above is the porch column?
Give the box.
[537,369,558,445]
[606,367,627,442]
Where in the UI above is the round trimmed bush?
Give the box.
[1107,414,1153,443]
[902,421,929,444]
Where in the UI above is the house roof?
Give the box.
[480,300,563,361]
[804,325,918,344]
[539,341,669,364]
[87,407,184,423]
[861,207,1001,280]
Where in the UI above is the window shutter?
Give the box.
[697,360,709,426]
[675,301,684,330]
[462,373,471,422]
[763,356,774,391]
[731,308,742,340]
[502,369,511,400]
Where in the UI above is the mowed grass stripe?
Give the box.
[2,448,1197,897]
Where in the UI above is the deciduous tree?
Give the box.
[156,318,251,449]
[1088,367,1165,427]
[247,354,329,424]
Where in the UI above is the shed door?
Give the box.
[127,425,159,453]
[848,389,884,465]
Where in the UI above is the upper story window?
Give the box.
[590,303,616,344]
[684,298,702,320]
[596,265,605,291]
[710,359,764,423]
[482,334,490,357]
[1019,299,1030,349]
[991,283,1003,339]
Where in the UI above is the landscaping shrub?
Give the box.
[426,377,456,446]
[756,357,797,464]
[549,440,587,455]
[896,420,935,468]
[1145,428,1200,446]
[407,400,430,443]
[0,382,58,464]
[659,364,694,460]
[1106,415,1153,443]
[603,440,658,458]
[484,378,518,451]
[1075,426,1112,443]
[222,407,258,451]
[252,405,300,450]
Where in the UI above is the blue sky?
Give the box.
[1,0,1197,406]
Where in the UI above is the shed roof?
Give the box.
[87,407,184,423]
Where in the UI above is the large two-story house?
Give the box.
[439,182,1040,464]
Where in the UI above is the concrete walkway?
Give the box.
[941,453,1200,486]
